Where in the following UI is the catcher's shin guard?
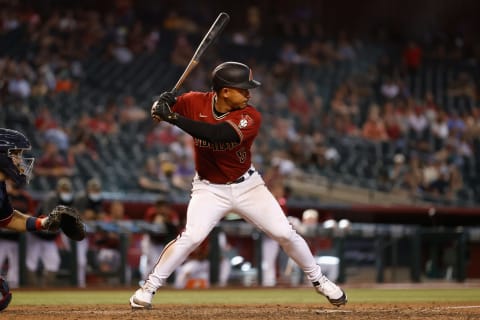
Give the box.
[0,277,12,311]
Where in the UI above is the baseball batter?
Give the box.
[130,62,347,309]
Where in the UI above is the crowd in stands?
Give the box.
[1,0,480,290]
[0,1,479,210]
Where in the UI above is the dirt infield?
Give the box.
[3,302,480,320]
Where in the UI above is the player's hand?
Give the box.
[151,92,178,123]
[151,100,178,123]
[157,91,177,107]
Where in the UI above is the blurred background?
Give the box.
[1,0,480,289]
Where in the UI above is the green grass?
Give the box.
[10,288,480,306]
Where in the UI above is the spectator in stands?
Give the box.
[127,21,147,56]
[464,107,480,139]
[43,126,70,159]
[362,105,389,141]
[447,72,476,101]
[170,34,194,68]
[34,105,58,132]
[73,178,107,286]
[279,42,305,65]
[383,153,409,192]
[74,178,106,221]
[54,69,76,93]
[407,103,429,141]
[144,26,161,53]
[88,108,119,136]
[26,178,74,287]
[423,91,439,122]
[7,71,31,99]
[336,32,356,61]
[0,181,35,288]
[163,10,198,33]
[380,77,400,102]
[95,200,125,274]
[170,154,195,193]
[119,95,147,125]
[137,156,171,194]
[174,239,210,289]
[447,111,466,139]
[288,83,311,126]
[383,101,403,142]
[68,112,99,162]
[402,41,422,75]
[106,40,134,64]
[431,110,450,149]
[34,141,73,187]
[145,123,183,150]
[404,153,423,195]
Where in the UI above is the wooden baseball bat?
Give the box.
[171,12,230,94]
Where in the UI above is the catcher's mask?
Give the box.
[0,128,34,186]
[211,61,261,91]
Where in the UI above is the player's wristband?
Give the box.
[26,217,43,231]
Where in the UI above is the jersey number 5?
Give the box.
[236,149,247,163]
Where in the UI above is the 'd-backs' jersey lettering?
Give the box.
[173,91,261,183]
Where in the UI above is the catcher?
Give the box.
[0,128,85,310]
[0,128,85,239]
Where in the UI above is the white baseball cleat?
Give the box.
[313,275,347,307]
[129,287,155,310]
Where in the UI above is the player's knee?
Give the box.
[270,228,295,244]
[183,232,206,248]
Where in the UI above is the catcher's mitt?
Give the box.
[44,205,86,241]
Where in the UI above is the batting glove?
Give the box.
[151,100,178,123]
[156,91,177,107]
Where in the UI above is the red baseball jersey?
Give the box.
[173,91,261,184]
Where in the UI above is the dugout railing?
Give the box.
[4,221,478,287]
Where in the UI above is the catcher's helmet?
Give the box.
[0,128,34,186]
[0,277,12,312]
[211,62,261,91]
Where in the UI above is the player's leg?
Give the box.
[25,233,41,286]
[236,185,320,280]
[236,182,347,306]
[261,236,279,286]
[40,241,61,287]
[76,239,88,288]
[0,240,19,288]
[130,182,230,308]
[5,240,19,288]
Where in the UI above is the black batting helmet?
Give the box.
[211,62,261,91]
